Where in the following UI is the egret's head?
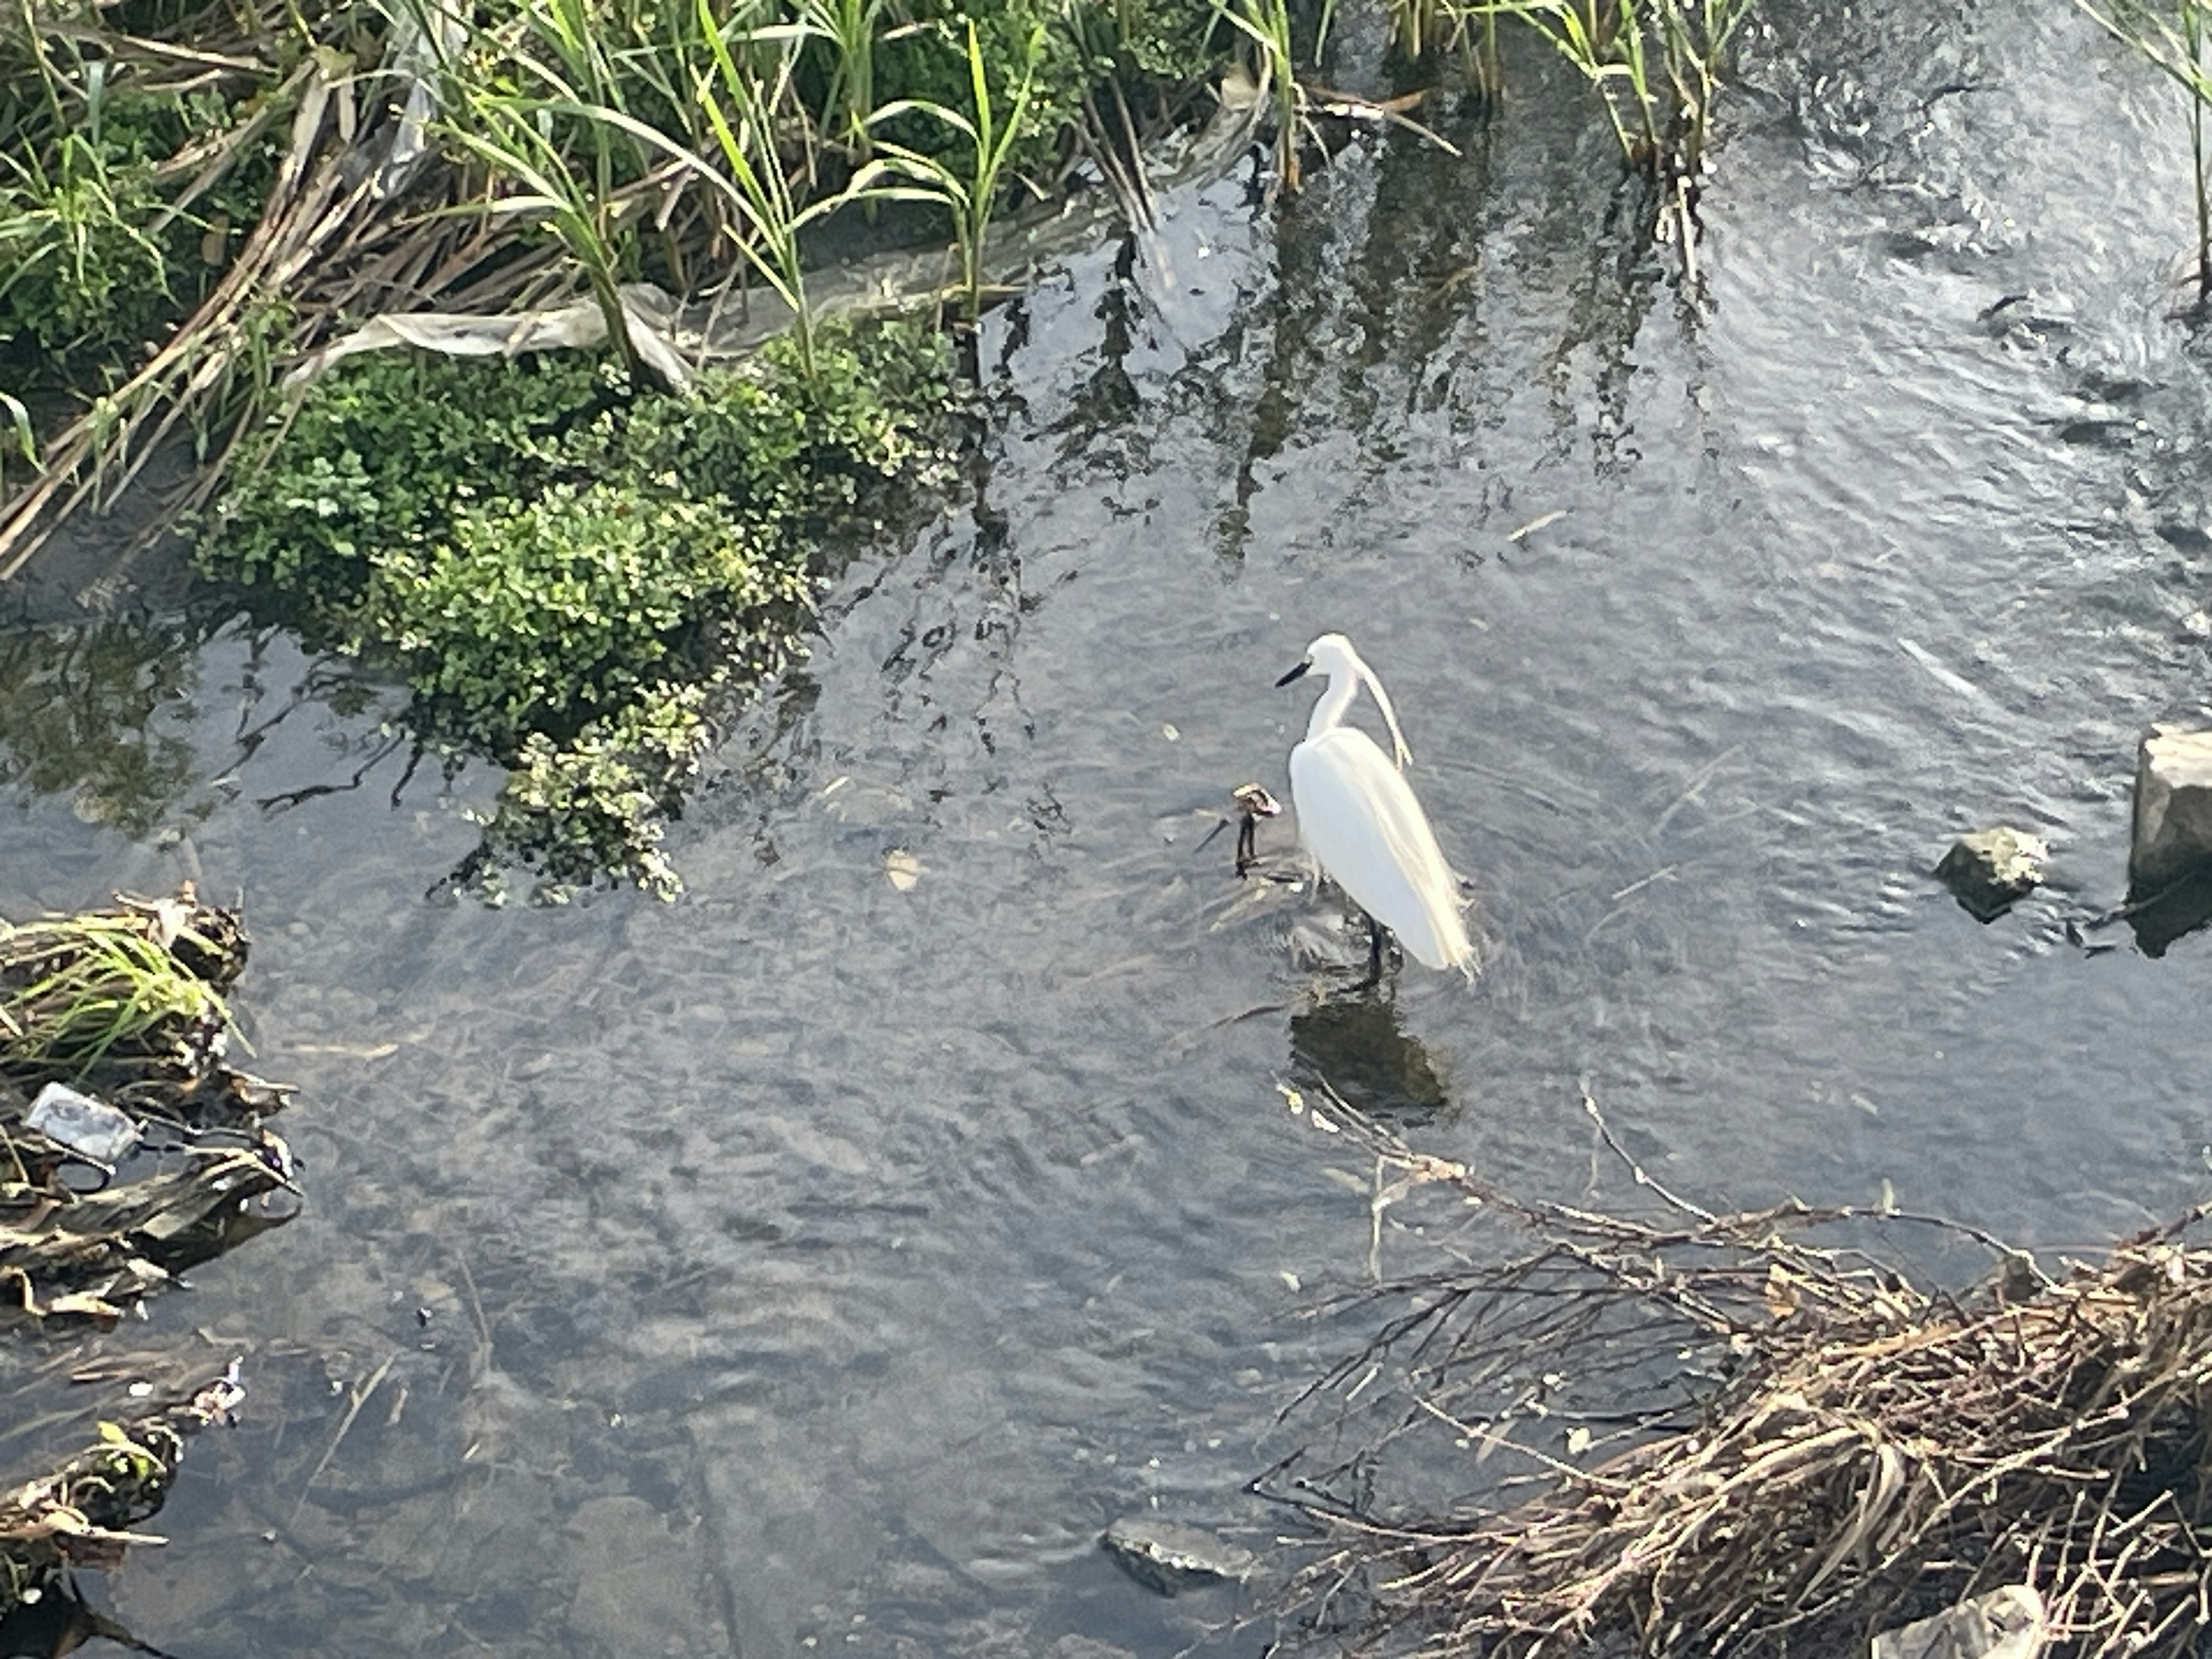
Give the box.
[1274,632,1357,687]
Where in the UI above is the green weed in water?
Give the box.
[199,318,952,897]
[0,916,235,1079]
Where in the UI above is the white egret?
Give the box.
[1276,634,1476,979]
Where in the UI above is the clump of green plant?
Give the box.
[0,51,286,362]
[0,900,241,1081]
[199,319,952,897]
[211,351,611,622]
[482,685,716,899]
[0,134,172,355]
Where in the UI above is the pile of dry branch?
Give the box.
[1264,1088,2212,1658]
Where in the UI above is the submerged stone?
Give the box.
[1933,827,2047,921]
[1099,1517,1256,1596]
[2131,725,2212,891]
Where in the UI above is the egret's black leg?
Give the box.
[1235,813,1257,877]
[1359,914,1388,989]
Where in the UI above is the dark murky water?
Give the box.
[6,0,2212,1651]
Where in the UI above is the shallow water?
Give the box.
[5,0,2212,1651]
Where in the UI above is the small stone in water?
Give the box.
[1100,1517,1257,1597]
[1933,827,2047,921]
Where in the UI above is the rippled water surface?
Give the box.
[6,0,2212,1650]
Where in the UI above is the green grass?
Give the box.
[0,915,235,1079]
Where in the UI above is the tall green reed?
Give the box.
[1378,0,1750,183]
[440,74,642,372]
[868,17,1045,321]
[2075,0,2212,303]
[1214,0,1301,187]
[1478,0,1749,173]
[692,1,840,378]
[800,0,903,156]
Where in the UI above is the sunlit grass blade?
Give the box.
[0,916,238,1078]
[2074,0,2212,301]
[868,17,1044,320]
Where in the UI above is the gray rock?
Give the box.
[1870,1583,2046,1659]
[1099,1517,1256,1597]
[2133,725,2212,890]
[1934,828,2047,920]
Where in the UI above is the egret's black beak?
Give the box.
[1275,660,1312,688]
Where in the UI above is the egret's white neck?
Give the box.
[1306,673,1359,743]
[1301,648,1414,768]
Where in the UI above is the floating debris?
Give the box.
[1872,1584,2047,1659]
[24,1084,141,1165]
[0,1365,245,1615]
[0,889,297,1628]
[0,887,297,1325]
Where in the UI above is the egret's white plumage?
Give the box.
[1277,634,1475,976]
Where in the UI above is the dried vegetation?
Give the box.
[1264,1086,2212,1658]
[0,886,290,1615]
[0,1366,246,1612]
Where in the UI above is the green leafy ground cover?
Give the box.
[199,319,952,896]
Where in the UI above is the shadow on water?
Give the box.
[1288,991,1452,1124]
[2127,869,2212,958]
[6,0,2212,1652]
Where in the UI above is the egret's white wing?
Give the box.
[1290,728,1475,973]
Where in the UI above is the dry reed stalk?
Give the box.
[1264,1087,2212,1658]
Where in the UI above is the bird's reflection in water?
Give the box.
[1288,993,1453,1128]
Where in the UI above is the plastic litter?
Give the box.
[25,1083,142,1165]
